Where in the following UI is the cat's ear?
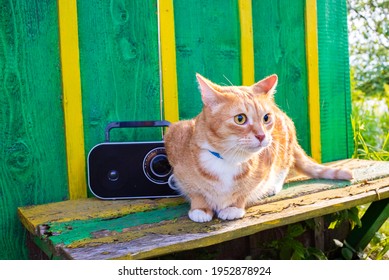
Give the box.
[252,74,278,95]
[196,73,223,107]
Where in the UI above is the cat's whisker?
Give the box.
[224,144,248,163]
[222,75,235,87]
[225,144,244,160]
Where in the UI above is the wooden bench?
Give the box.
[18,159,389,260]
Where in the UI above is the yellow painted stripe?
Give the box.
[158,0,179,122]
[305,0,322,163]
[238,0,255,85]
[58,0,87,199]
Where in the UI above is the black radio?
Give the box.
[87,121,180,199]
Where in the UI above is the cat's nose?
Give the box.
[255,134,265,142]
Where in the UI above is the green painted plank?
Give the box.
[46,204,189,246]
[0,0,68,259]
[18,197,186,234]
[174,0,242,119]
[31,235,64,260]
[346,198,389,252]
[19,159,389,259]
[77,0,162,149]
[317,0,353,162]
[63,169,389,259]
[252,0,310,154]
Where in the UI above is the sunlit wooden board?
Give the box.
[18,159,389,259]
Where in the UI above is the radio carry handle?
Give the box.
[104,120,171,142]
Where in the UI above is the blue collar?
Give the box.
[208,150,223,159]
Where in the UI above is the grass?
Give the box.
[351,96,389,259]
[351,100,389,161]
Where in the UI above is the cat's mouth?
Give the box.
[239,137,272,152]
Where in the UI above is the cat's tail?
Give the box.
[293,145,353,180]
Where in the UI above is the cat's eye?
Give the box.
[234,114,247,125]
[263,113,271,123]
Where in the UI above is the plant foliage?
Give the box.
[348,0,389,96]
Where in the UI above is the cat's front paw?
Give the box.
[217,207,245,220]
[188,209,213,223]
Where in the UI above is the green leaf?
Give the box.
[307,247,328,260]
[348,207,362,229]
[328,220,340,230]
[304,219,317,230]
[290,243,306,260]
[279,245,293,260]
[287,223,305,238]
[376,241,389,260]
[341,247,354,260]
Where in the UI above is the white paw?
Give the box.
[188,209,213,223]
[273,182,283,194]
[217,207,245,220]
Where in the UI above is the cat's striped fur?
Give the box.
[164,74,353,223]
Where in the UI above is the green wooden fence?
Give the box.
[0,0,352,259]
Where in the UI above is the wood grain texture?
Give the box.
[174,0,242,119]
[346,198,389,251]
[57,0,87,199]
[252,0,310,153]
[77,0,162,149]
[159,0,180,123]
[238,0,255,85]
[0,0,68,259]
[18,160,389,260]
[317,0,353,162]
[305,0,322,162]
[18,197,185,235]
[0,0,354,261]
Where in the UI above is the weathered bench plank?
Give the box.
[18,197,186,236]
[18,159,389,259]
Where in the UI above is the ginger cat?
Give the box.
[164,74,353,223]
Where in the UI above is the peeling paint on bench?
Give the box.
[18,159,389,259]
